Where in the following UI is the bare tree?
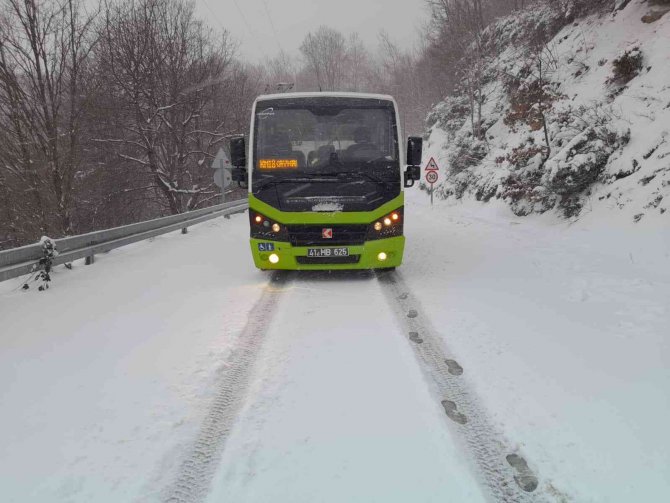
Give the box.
[0,0,97,240]
[0,0,263,249]
[424,0,518,138]
[93,0,237,214]
[525,40,560,164]
[345,32,369,92]
[300,26,347,91]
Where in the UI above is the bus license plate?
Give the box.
[307,248,349,257]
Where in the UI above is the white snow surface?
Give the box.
[1,189,669,501]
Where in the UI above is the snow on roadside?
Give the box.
[402,189,670,501]
[0,213,264,502]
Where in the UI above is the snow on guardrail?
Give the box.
[0,199,248,283]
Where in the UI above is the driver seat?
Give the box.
[344,127,381,161]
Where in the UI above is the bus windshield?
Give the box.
[253,97,399,175]
[251,96,401,212]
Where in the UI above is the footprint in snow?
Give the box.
[409,332,423,344]
[441,400,468,425]
[445,359,463,376]
[398,292,409,300]
[407,309,418,318]
[506,453,539,492]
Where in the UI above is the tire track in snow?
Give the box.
[377,271,560,503]
[163,272,291,503]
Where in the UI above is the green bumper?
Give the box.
[247,193,405,270]
[250,236,405,270]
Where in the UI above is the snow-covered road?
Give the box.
[1,191,668,502]
[203,271,487,503]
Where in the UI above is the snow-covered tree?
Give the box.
[92,0,238,214]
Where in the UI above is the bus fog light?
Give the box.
[269,253,279,264]
[377,252,387,261]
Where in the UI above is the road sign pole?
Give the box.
[220,158,226,205]
[425,162,439,207]
[220,158,230,219]
[212,147,233,219]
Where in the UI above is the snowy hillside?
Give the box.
[424,0,670,222]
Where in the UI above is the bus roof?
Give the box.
[254,91,396,103]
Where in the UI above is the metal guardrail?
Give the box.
[0,199,249,283]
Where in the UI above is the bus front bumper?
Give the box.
[250,236,405,270]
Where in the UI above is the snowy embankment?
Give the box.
[425,0,670,222]
[1,189,669,501]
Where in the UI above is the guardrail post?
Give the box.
[181,227,188,234]
[85,254,95,265]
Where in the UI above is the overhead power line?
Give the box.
[230,0,256,38]
[260,0,284,54]
[201,0,263,56]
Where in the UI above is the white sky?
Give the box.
[195,0,430,62]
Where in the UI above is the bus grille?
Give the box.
[296,255,361,265]
[287,224,368,247]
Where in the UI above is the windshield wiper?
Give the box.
[254,166,397,191]
[336,170,396,186]
[254,173,340,191]
[255,177,306,191]
[295,169,388,185]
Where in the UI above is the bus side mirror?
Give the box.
[230,137,247,187]
[406,136,423,167]
[404,166,420,188]
[230,137,247,167]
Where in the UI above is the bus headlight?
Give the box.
[250,212,289,241]
[367,207,403,240]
